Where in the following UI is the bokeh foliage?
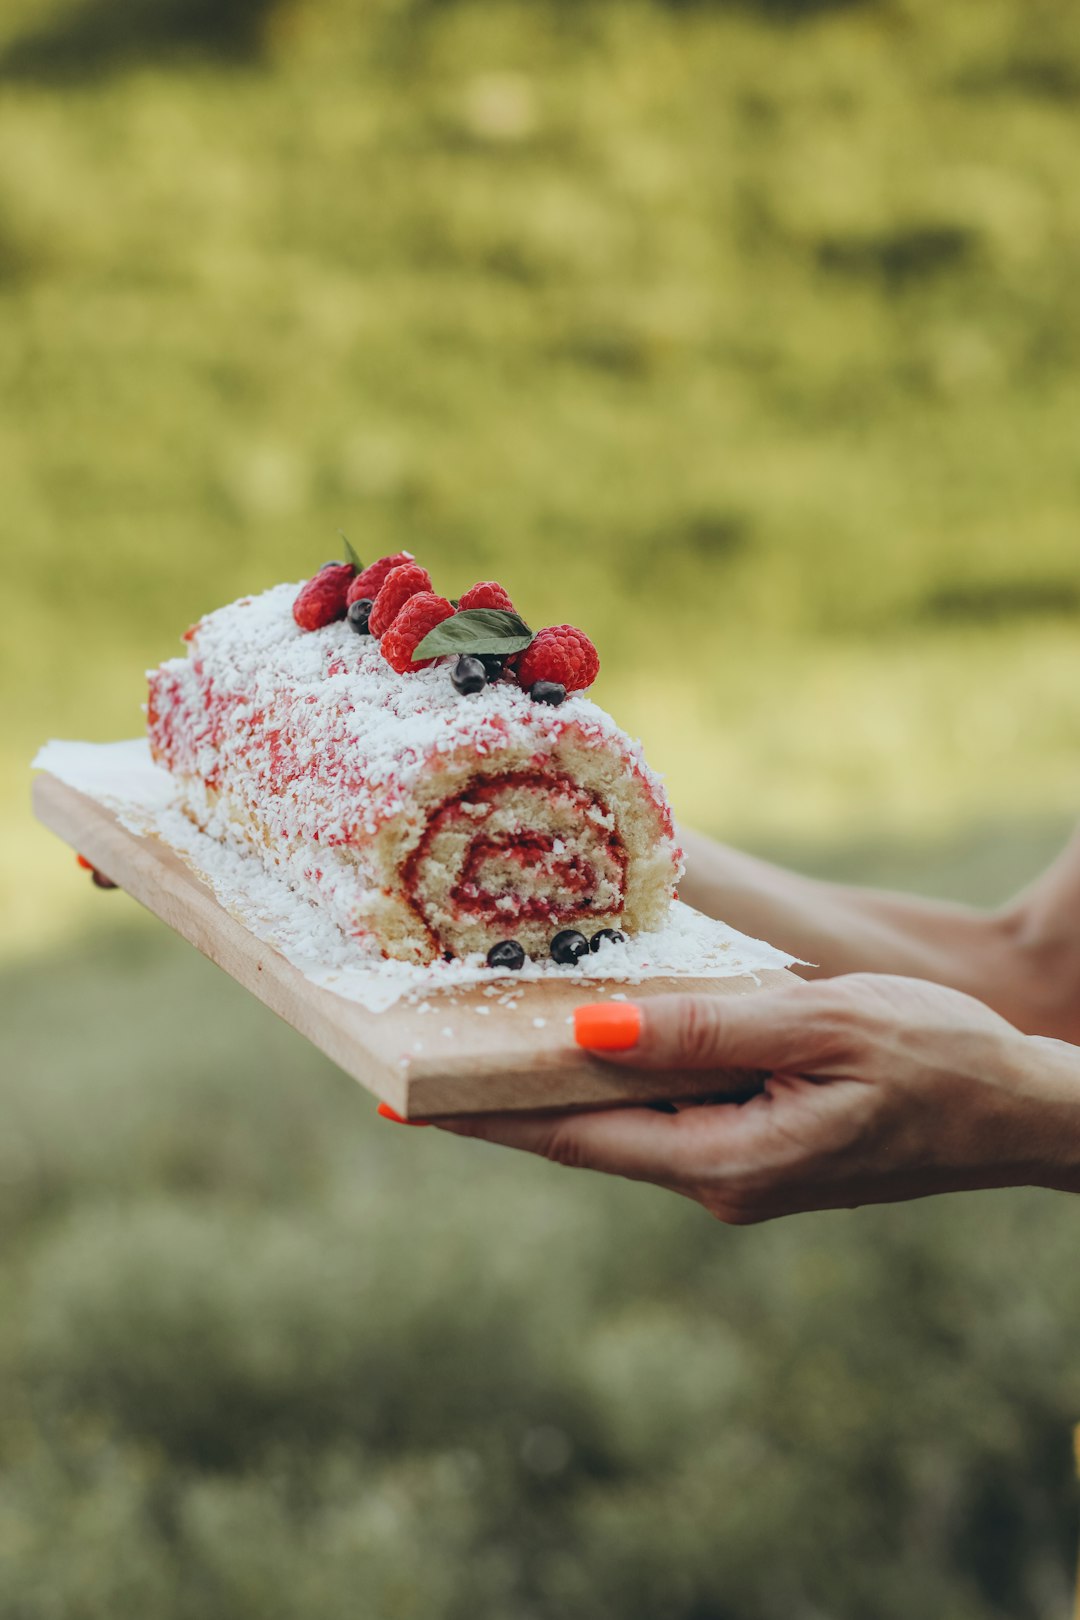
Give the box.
[3,0,1080,1613]
[4,0,1080,950]
[3,903,1080,1620]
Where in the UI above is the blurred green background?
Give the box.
[3,0,1080,1613]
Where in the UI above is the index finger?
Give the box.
[433,1100,750,1190]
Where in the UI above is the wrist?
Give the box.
[1007,1032,1080,1194]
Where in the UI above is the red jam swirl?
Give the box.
[401,770,627,946]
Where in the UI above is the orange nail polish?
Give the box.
[574,1002,642,1052]
[76,854,93,871]
[377,1101,429,1127]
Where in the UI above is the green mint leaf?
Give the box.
[338,531,362,572]
[414,609,534,661]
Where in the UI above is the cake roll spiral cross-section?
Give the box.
[148,583,682,965]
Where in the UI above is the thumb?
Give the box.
[581,982,846,1076]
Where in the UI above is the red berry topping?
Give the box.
[293,563,355,631]
[516,625,600,694]
[381,593,456,673]
[368,563,434,637]
[457,581,515,613]
[347,552,415,607]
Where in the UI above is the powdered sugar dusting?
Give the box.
[34,738,797,1012]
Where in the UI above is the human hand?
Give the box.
[76,853,118,890]
[433,976,1080,1222]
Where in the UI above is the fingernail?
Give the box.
[377,1101,429,1127]
[574,1002,642,1052]
[76,854,93,871]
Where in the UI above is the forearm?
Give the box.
[679,826,1080,1041]
[678,825,1007,986]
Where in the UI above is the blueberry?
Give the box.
[589,928,626,951]
[451,656,487,695]
[531,680,566,707]
[480,655,505,679]
[487,939,526,971]
[550,929,589,966]
[347,598,374,635]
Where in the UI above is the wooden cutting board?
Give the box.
[32,772,797,1118]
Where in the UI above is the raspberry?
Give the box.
[347,552,415,607]
[458,581,515,613]
[381,593,455,673]
[368,563,434,638]
[515,625,599,694]
[293,563,355,631]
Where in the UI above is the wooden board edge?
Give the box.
[405,968,795,1116]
